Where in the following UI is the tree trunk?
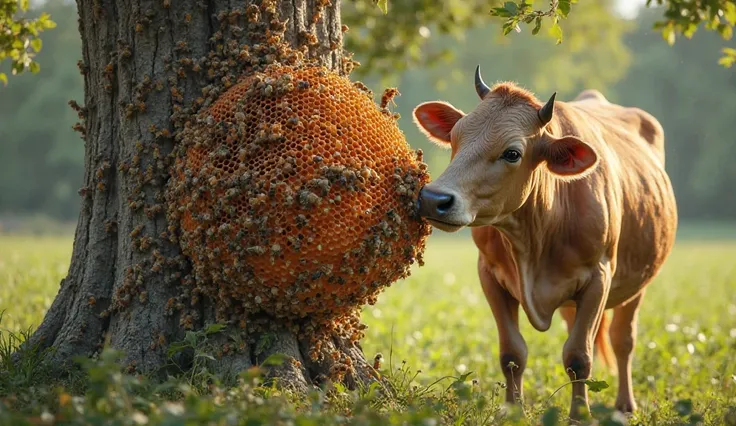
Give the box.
[25,0,378,391]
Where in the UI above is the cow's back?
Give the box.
[570,92,666,164]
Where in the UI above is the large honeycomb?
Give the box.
[168,64,431,322]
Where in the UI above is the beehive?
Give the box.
[170,64,431,321]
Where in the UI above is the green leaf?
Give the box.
[674,399,693,417]
[490,7,512,18]
[205,323,225,335]
[167,341,190,357]
[29,62,40,73]
[722,53,736,67]
[503,1,518,15]
[550,22,563,44]
[590,402,615,417]
[0,73,7,86]
[20,0,30,11]
[584,378,609,393]
[662,23,676,46]
[38,13,57,29]
[725,3,736,25]
[532,17,543,35]
[503,19,519,36]
[541,406,560,426]
[558,0,572,18]
[30,38,42,53]
[456,372,473,383]
[718,24,733,40]
[12,61,25,75]
[376,0,388,15]
[683,23,698,38]
[689,413,704,425]
[196,352,216,362]
[261,353,289,367]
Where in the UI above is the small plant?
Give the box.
[164,322,226,393]
[0,311,52,396]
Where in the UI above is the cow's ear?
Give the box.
[537,135,598,178]
[412,101,464,147]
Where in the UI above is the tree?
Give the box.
[20,0,403,390]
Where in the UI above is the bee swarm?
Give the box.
[167,64,432,331]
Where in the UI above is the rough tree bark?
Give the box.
[24,0,378,391]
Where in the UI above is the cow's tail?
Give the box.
[595,311,616,374]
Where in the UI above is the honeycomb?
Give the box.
[169,64,432,322]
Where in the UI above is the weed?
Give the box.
[1,234,736,424]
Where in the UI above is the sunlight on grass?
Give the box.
[0,237,71,334]
[1,227,735,423]
[360,234,736,422]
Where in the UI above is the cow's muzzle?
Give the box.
[418,187,455,221]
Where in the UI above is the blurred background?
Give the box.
[1,0,734,235]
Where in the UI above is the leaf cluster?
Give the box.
[0,0,56,84]
[489,0,576,43]
[652,0,736,46]
[490,0,736,67]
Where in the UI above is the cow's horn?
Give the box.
[538,92,557,125]
[475,65,490,100]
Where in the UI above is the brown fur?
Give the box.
[413,82,677,418]
[489,82,542,108]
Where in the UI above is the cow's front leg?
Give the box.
[562,268,611,420]
[478,257,527,403]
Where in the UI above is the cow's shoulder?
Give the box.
[472,226,522,298]
[472,226,512,264]
[472,227,517,270]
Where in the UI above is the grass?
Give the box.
[1,229,735,424]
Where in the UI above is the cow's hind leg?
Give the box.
[562,268,611,420]
[609,291,645,413]
[478,258,527,403]
[560,306,575,333]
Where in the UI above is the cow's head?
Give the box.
[413,66,599,232]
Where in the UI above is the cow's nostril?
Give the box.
[436,194,454,214]
[419,188,455,218]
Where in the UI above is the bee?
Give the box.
[380,88,400,110]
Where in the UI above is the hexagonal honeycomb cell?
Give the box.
[169,64,431,321]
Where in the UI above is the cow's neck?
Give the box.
[492,169,575,331]
[493,168,560,264]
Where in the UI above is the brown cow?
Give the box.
[413,66,677,419]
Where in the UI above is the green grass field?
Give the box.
[1,230,735,424]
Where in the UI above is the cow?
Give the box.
[412,66,677,419]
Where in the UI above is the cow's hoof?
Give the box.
[615,399,637,413]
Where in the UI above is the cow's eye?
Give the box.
[501,149,522,163]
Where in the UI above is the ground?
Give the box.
[1,224,736,424]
